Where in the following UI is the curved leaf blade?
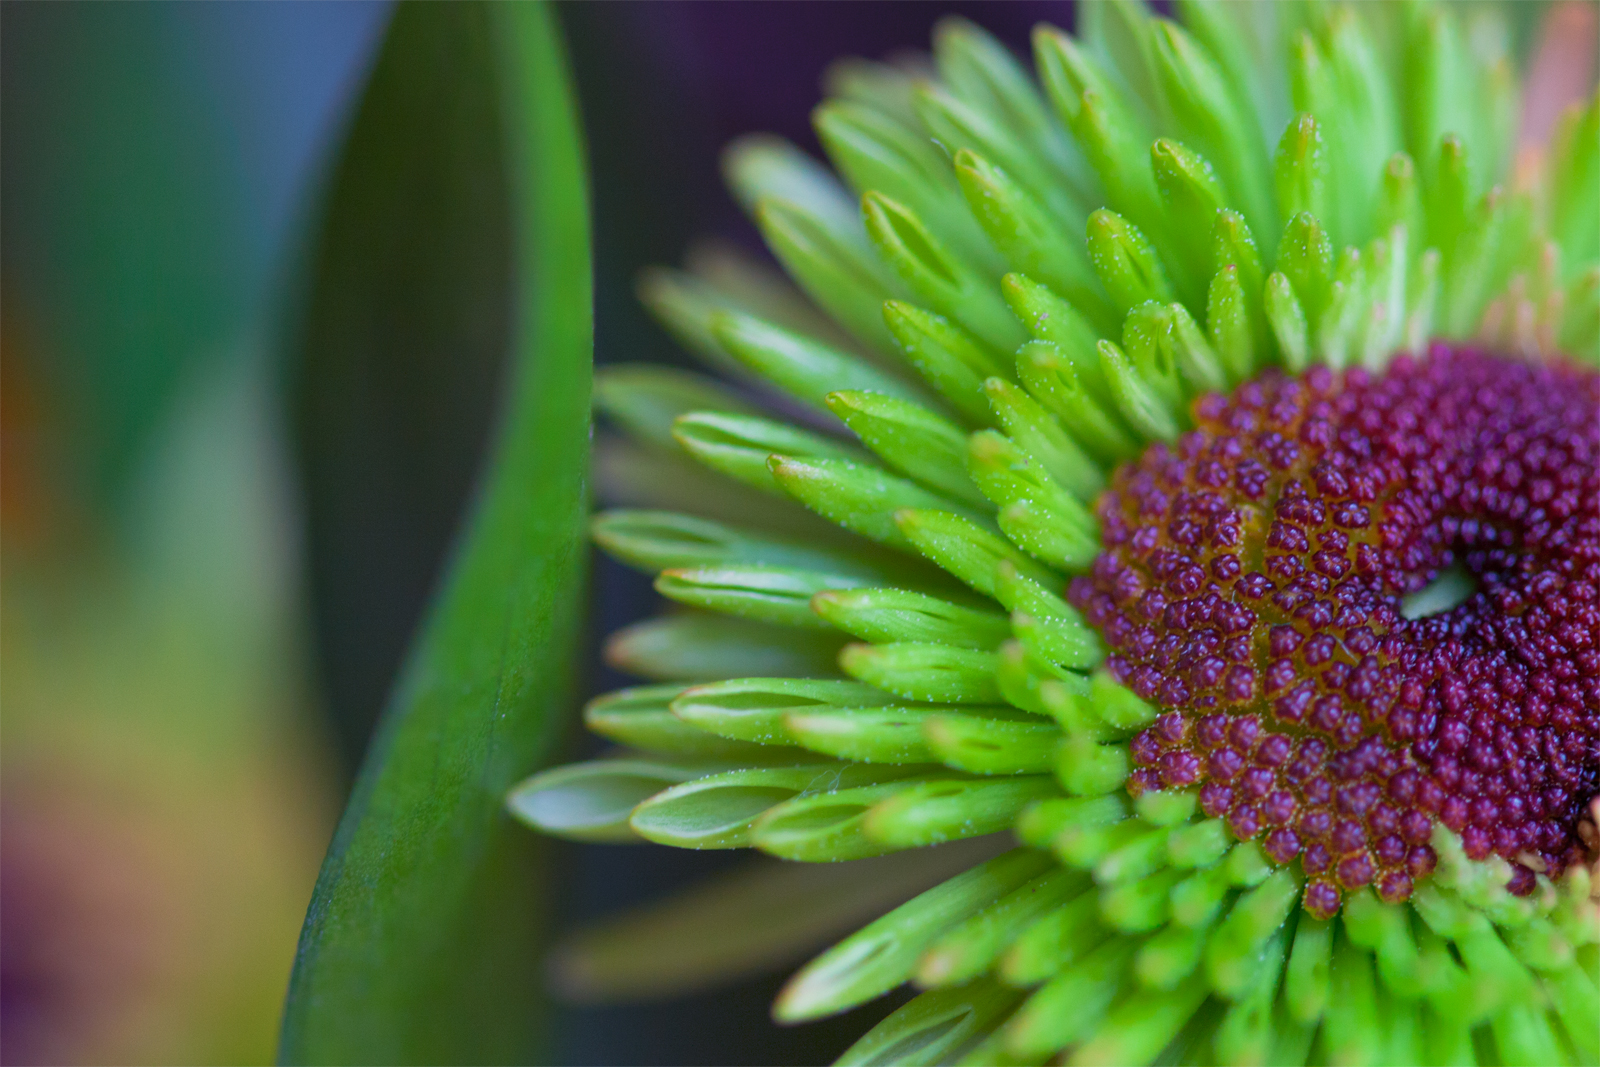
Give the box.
[279,3,591,1062]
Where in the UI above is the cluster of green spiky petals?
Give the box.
[514,3,1600,1065]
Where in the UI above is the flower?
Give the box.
[513,4,1599,1065]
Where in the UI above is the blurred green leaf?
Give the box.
[2,4,255,502]
[278,3,591,1063]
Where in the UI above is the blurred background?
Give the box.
[0,4,1063,1062]
[2,2,1589,1065]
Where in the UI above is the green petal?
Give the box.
[1014,794,1128,849]
[863,191,1027,353]
[773,455,977,549]
[896,507,1059,596]
[672,677,894,745]
[1001,935,1136,1058]
[983,377,1107,502]
[837,978,1024,1067]
[933,16,1094,205]
[1276,211,1334,333]
[1321,924,1382,1066]
[1086,208,1175,314]
[1204,869,1300,997]
[1034,25,1163,242]
[1135,919,1210,991]
[1098,338,1182,441]
[827,389,988,506]
[1206,265,1258,382]
[1098,867,1183,932]
[1548,91,1600,281]
[785,705,1018,767]
[1002,273,1115,404]
[1068,969,1210,1066]
[917,867,1086,987]
[816,100,998,274]
[955,149,1111,332]
[594,363,757,450]
[883,300,1008,425]
[1263,271,1310,371]
[1054,732,1131,797]
[724,133,861,236]
[999,891,1108,987]
[584,685,781,761]
[1274,113,1329,233]
[755,196,908,356]
[968,430,1099,571]
[1280,915,1331,1023]
[673,410,866,495]
[1165,817,1230,869]
[841,641,1003,704]
[590,509,910,584]
[549,841,1009,1003]
[811,586,1012,649]
[1014,340,1139,460]
[605,613,846,681]
[923,714,1062,775]
[655,563,867,629]
[1150,19,1275,254]
[1150,137,1227,305]
[776,848,1056,1022]
[594,434,836,537]
[630,762,924,849]
[508,757,723,843]
[753,778,948,861]
[713,308,927,415]
[993,561,1103,669]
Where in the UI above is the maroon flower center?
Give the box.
[1068,345,1600,918]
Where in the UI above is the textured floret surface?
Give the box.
[1073,345,1600,915]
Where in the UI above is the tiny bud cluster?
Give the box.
[1069,346,1600,916]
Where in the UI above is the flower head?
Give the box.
[514,4,1599,1064]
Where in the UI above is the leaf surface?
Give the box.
[279,3,591,1062]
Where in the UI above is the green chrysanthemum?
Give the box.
[511,3,1599,1064]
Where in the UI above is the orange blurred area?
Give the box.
[0,330,340,1064]
[1,4,382,1061]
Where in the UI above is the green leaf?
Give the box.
[279,4,589,1062]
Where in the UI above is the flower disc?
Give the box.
[1073,345,1600,915]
